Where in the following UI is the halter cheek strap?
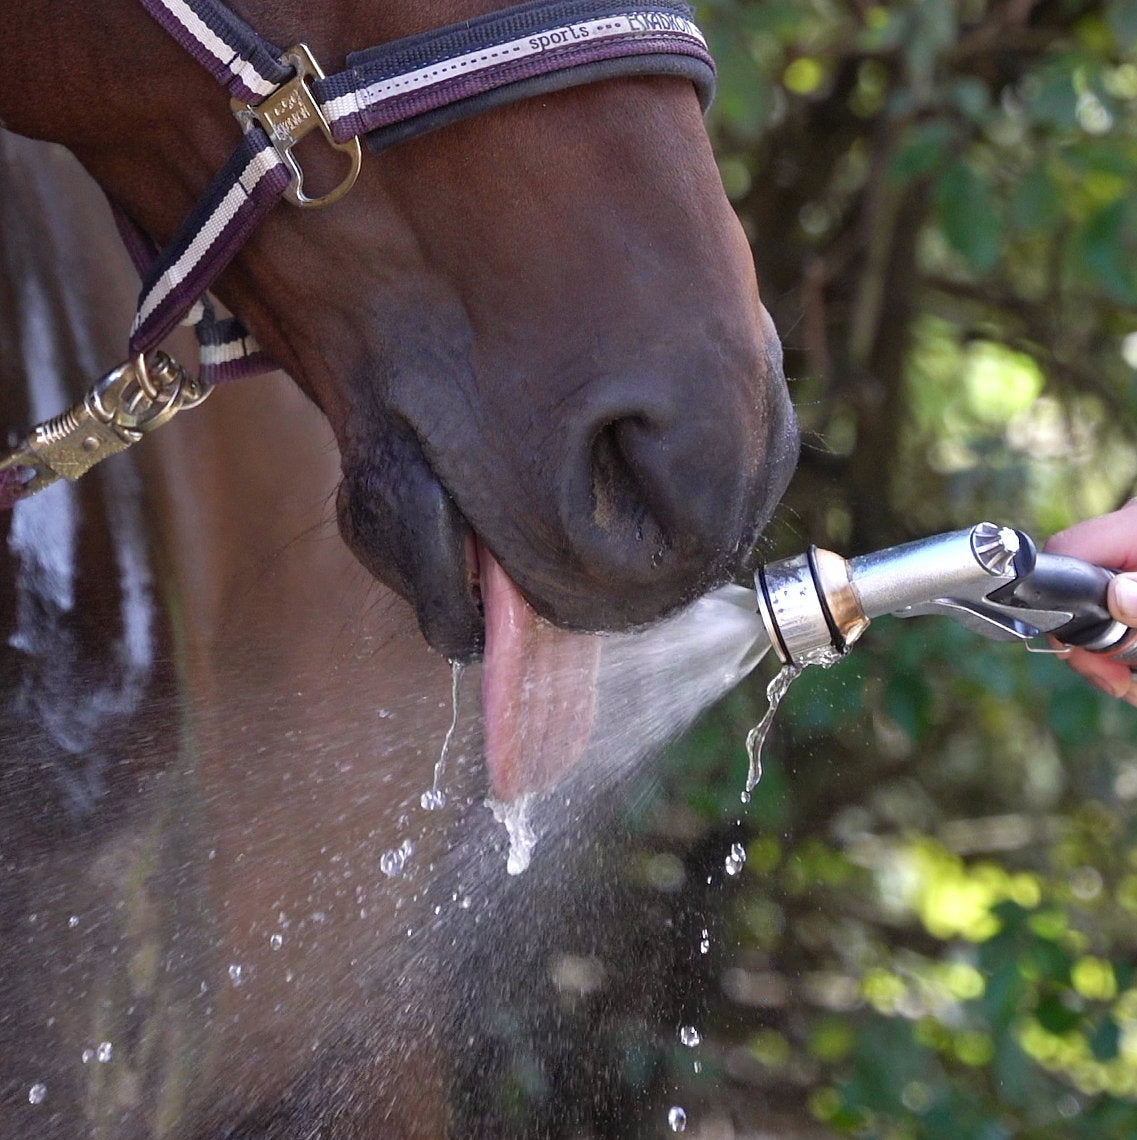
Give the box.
[128,0,716,384]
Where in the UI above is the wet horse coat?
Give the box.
[1,1,796,1134]
[0,132,463,1136]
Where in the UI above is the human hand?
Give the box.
[1044,500,1137,706]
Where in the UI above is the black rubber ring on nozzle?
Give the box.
[756,564,793,665]
[807,546,847,655]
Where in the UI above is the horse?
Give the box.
[1,1,797,1135]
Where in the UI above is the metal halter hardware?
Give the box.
[230,44,362,209]
[0,354,209,503]
[0,0,715,507]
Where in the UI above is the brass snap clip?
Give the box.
[0,352,211,500]
[232,44,363,209]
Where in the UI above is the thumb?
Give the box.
[1109,573,1137,627]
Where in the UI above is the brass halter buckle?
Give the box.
[231,44,363,209]
[0,352,211,500]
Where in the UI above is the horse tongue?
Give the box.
[479,544,601,802]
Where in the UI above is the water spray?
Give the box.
[753,521,1137,667]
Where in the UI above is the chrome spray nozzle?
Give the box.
[754,522,1137,667]
[755,546,870,665]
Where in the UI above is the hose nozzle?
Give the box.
[750,522,1125,667]
[755,547,869,666]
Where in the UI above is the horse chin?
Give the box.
[335,425,484,662]
[339,442,601,799]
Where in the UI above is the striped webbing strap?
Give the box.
[127,0,716,385]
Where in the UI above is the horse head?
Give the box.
[2,0,797,661]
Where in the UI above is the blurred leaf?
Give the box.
[1106,0,1137,44]
[1081,199,1137,302]
[980,959,1026,1027]
[1026,57,1081,129]
[884,669,933,740]
[1010,159,1063,232]
[951,77,991,122]
[891,119,955,182]
[1034,992,1082,1034]
[935,161,1003,272]
[1089,1016,1121,1060]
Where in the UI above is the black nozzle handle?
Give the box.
[996,553,1137,662]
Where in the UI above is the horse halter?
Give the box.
[0,0,715,507]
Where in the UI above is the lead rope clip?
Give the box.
[0,352,211,503]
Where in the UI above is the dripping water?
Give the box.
[422,660,464,811]
[743,646,844,800]
[489,795,538,876]
[742,665,799,799]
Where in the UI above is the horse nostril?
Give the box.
[591,421,656,542]
[581,398,786,587]
[545,349,798,630]
[586,415,693,579]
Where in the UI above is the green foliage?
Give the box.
[644,0,1137,1134]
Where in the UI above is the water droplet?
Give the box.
[380,839,414,878]
[28,1083,46,1105]
[724,842,747,877]
[96,1041,113,1063]
[228,964,244,986]
[269,933,283,950]
[679,1025,701,1047]
[420,788,446,811]
[667,1105,687,1132]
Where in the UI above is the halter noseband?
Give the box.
[0,0,715,505]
